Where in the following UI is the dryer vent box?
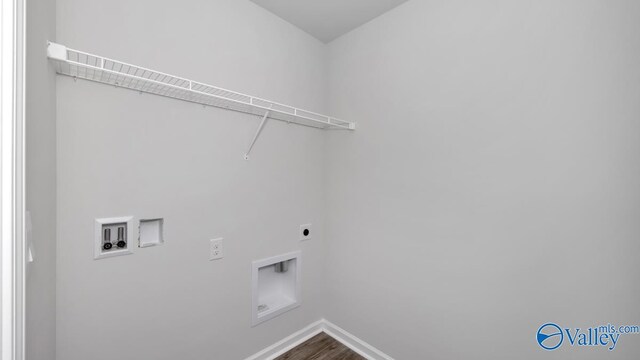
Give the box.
[251,251,301,326]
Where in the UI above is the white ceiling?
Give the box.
[250,0,409,43]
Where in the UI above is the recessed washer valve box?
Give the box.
[94,216,133,260]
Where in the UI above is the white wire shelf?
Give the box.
[47,42,355,131]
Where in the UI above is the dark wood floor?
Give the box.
[275,332,365,360]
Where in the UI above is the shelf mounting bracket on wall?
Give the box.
[244,110,270,161]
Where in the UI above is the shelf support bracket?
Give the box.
[244,111,270,161]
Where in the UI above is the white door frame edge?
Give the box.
[1,0,26,358]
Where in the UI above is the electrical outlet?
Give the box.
[210,238,224,260]
[299,224,312,241]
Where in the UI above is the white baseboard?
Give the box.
[322,320,394,360]
[244,319,394,360]
[243,320,324,360]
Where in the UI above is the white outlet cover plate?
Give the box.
[299,224,312,241]
[94,216,134,260]
[210,238,224,260]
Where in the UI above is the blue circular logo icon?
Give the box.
[537,323,563,351]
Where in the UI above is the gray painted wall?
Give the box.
[325,0,640,359]
[25,0,57,358]
[46,0,640,358]
[55,1,327,359]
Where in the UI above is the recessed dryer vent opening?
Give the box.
[251,251,301,326]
